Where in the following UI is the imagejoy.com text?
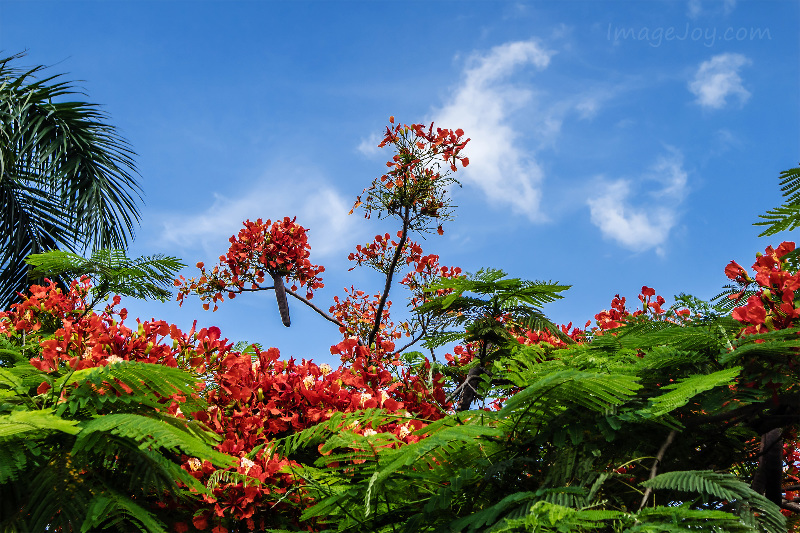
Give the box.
[607,23,772,48]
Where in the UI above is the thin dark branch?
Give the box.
[285,289,343,328]
[225,285,275,293]
[639,430,677,511]
[285,289,365,347]
[368,208,410,347]
[394,328,426,355]
[445,374,473,405]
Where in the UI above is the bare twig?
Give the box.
[285,289,343,328]
[393,328,426,355]
[638,430,677,510]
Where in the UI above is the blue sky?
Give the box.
[2,1,798,366]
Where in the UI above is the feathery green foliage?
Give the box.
[0,342,234,532]
[25,249,185,307]
[417,268,571,351]
[755,165,800,237]
[271,306,800,532]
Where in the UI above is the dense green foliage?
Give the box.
[0,336,234,532]
[271,314,793,532]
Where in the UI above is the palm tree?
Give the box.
[0,53,142,309]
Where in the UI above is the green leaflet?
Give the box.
[643,367,741,417]
[0,408,80,437]
[54,360,206,416]
[642,471,785,533]
[500,369,641,416]
[73,413,234,468]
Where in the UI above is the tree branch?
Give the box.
[751,427,783,505]
[285,289,344,328]
[368,209,410,348]
[639,430,677,511]
[782,499,800,513]
[455,365,486,412]
[393,327,426,356]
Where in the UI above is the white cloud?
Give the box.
[587,150,688,254]
[575,97,599,119]
[687,0,703,18]
[357,131,383,156]
[156,176,358,260]
[687,0,736,18]
[431,40,555,221]
[688,53,751,109]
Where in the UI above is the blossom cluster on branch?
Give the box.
[175,217,325,312]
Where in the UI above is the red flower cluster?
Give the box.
[515,322,586,348]
[594,286,668,331]
[329,287,401,343]
[176,217,325,311]
[0,277,91,333]
[1,278,456,532]
[725,243,800,518]
[0,279,230,384]
[726,242,800,334]
[351,118,469,234]
[179,336,453,530]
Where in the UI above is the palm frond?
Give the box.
[0,53,142,308]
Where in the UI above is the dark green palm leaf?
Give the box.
[0,53,142,309]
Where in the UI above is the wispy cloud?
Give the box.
[357,131,383,157]
[431,40,555,221]
[689,53,751,109]
[587,150,688,254]
[687,0,736,18]
[155,175,358,260]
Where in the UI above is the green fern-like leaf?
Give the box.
[755,165,800,236]
[642,470,785,533]
[82,489,169,533]
[54,360,206,416]
[500,369,641,418]
[25,248,185,303]
[0,408,80,438]
[633,505,756,532]
[73,413,234,467]
[643,367,741,417]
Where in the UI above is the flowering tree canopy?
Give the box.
[4,112,800,533]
